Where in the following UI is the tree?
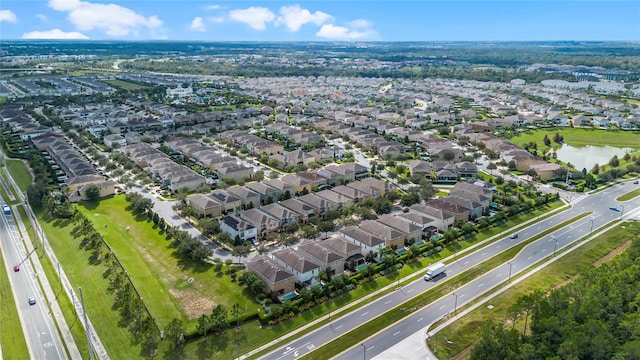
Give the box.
[210,305,228,334]
[164,319,185,349]
[301,224,317,239]
[317,221,335,238]
[199,218,220,236]
[231,245,251,264]
[278,232,296,247]
[197,314,212,340]
[372,198,393,215]
[231,303,245,329]
[84,184,101,201]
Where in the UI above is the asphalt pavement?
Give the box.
[0,206,68,359]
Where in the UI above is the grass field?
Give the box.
[0,250,29,358]
[510,128,640,150]
[6,159,32,192]
[432,221,639,359]
[101,79,151,91]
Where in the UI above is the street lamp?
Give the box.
[589,217,594,234]
[552,235,558,257]
[453,292,458,315]
[508,261,512,284]
[361,343,366,360]
[620,205,625,219]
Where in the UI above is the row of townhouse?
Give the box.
[165,137,254,181]
[30,133,116,202]
[124,143,206,193]
[190,176,393,242]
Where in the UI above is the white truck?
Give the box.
[424,262,446,281]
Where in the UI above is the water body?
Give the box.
[554,144,633,170]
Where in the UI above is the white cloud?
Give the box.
[189,17,205,32]
[205,4,221,11]
[48,0,162,37]
[316,24,376,40]
[36,14,49,22]
[348,19,372,29]
[0,10,18,23]
[22,28,89,39]
[228,7,274,30]
[207,16,224,23]
[275,5,333,32]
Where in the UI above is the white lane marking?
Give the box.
[481,252,486,256]
[335,325,343,330]
[439,304,445,309]
[393,331,400,336]
[478,283,484,287]
[385,300,392,304]
[361,312,368,317]
[464,261,469,265]
[417,317,423,322]
[407,288,414,293]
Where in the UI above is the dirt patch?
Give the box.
[169,288,216,319]
[594,240,631,267]
[550,273,580,293]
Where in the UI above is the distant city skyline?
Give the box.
[1,1,638,41]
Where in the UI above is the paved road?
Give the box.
[260,181,640,360]
[0,207,67,359]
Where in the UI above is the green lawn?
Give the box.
[0,251,29,358]
[6,159,32,192]
[38,210,142,359]
[76,196,255,329]
[432,221,639,359]
[510,128,640,150]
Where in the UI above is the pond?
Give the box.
[554,144,634,171]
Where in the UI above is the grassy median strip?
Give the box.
[298,212,591,360]
[432,220,638,359]
[617,187,640,201]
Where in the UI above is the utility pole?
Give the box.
[508,261,512,284]
[78,287,94,360]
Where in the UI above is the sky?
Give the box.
[0,1,639,41]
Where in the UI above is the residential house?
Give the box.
[322,236,362,266]
[262,178,295,200]
[220,215,257,243]
[259,203,300,227]
[297,241,344,275]
[295,171,330,191]
[240,208,280,237]
[281,173,314,195]
[296,193,336,217]
[314,189,352,209]
[279,198,316,222]
[359,177,395,196]
[340,226,386,258]
[209,189,242,213]
[245,182,281,205]
[188,194,222,217]
[359,220,406,250]
[330,185,367,204]
[376,214,423,244]
[246,255,295,296]
[426,198,470,223]
[103,134,127,148]
[409,204,455,232]
[271,248,321,286]
[442,196,483,220]
[226,186,261,209]
[66,175,115,203]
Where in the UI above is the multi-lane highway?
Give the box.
[260,181,640,360]
[1,206,67,359]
